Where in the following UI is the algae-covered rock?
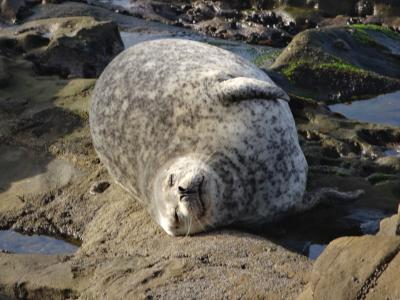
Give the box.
[271,25,400,103]
[1,16,123,78]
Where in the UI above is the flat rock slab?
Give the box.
[75,186,312,299]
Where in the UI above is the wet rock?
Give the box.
[0,97,28,115]
[318,0,357,16]
[0,55,10,87]
[271,25,400,103]
[1,16,123,78]
[375,156,400,172]
[356,0,374,17]
[298,235,400,300]
[373,2,400,17]
[274,6,322,33]
[192,16,292,46]
[0,0,25,23]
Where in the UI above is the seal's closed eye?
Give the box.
[215,77,290,103]
[168,174,175,187]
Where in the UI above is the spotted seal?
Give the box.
[90,39,361,236]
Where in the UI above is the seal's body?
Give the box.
[90,39,308,236]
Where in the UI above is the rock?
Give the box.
[0,184,312,299]
[318,0,357,16]
[274,6,322,32]
[89,181,110,194]
[373,2,400,17]
[378,209,400,236]
[0,253,79,299]
[1,16,124,78]
[0,55,9,87]
[298,235,400,300]
[271,25,400,103]
[355,0,374,16]
[375,156,400,172]
[0,0,25,23]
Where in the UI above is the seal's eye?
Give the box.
[168,174,175,187]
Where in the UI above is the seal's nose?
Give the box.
[177,174,204,201]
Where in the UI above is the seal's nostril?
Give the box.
[178,186,186,193]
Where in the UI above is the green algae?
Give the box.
[281,58,367,80]
[351,24,400,40]
[252,49,281,67]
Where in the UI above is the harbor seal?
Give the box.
[90,39,358,236]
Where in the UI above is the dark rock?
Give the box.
[0,55,9,87]
[0,0,25,23]
[375,157,400,172]
[373,2,400,17]
[1,17,124,78]
[318,0,357,16]
[0,97,28,115]
[355,0,374,16]
[274,6,322,33]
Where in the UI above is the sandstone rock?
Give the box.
[0,253,79,299]
[298,235,400,300]
[378,205,400,236]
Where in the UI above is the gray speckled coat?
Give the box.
[90,39,308,228]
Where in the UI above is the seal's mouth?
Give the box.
[177,175,206,218]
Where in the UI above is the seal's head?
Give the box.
[152,155,221,236]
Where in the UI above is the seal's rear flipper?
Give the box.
[216,77,290,103]
[316,188,365,205]
[299,188,365,212]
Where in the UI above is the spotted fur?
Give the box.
[90,39,308,235]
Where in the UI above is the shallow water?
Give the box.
[0,230,78,255]
[329,91,400,127]
[96,0,131,7]
[307,244,326,260]
[256,206,391,260]
[303,208,388,259]
[384,146,400,157]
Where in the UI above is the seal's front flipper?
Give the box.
[215,77,290,103]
